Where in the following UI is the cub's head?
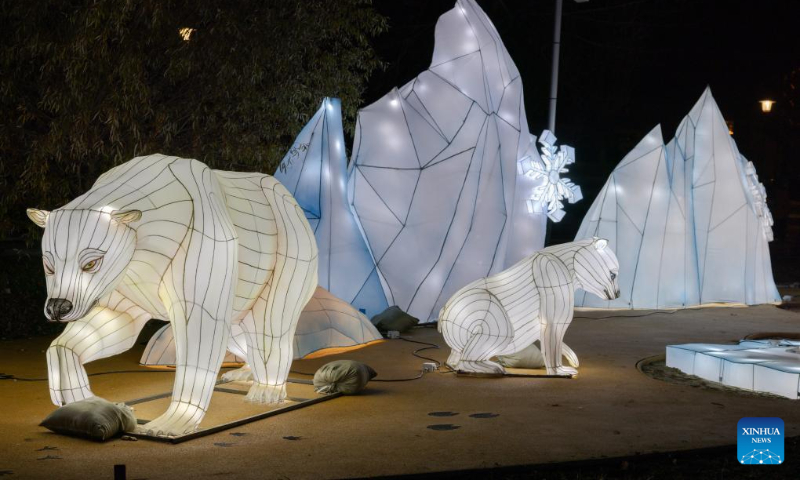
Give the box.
[27,207,141,322]
[574,237,620,301]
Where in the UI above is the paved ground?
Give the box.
[1,305,799,479]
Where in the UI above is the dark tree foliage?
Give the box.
[0,0,387,240]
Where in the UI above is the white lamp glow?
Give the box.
[28,154,318,436]
[575,88,780,308]
[348,0,577,323]
[439,238,619,375]
[140,286,383,367]
[520,130,582,222]
[274,98,388,318]
[179,28,195,42]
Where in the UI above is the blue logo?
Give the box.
[738,417,784,465]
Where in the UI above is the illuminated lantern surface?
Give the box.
[275,98,388,318]
[140,286,383,366]
[438,238,619,375]
[667,340,800,399]
[349,0,575,322]
[28,154,318,436]
[575,88,780,308]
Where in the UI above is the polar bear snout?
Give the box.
[45,298,73,321]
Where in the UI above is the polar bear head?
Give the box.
[27,207,141,322]
[574,237,620,301]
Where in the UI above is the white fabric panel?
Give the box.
[139,324,247,366]
[292,287,383,357]
[575,88,780,308]
[349,0,564,322]
[274,98,388,318]
[666,340,800,399]
[439,238,619,375]
[30,154,318,436]
[140,287,382,366]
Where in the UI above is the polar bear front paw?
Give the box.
[137,404,204,437]
[246,383,287,404]
[221,365,253,382]
[547,365,578,377]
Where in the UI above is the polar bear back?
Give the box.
[214,171,279,317]
[60,154,291,320]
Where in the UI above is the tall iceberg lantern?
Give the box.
[575,88,780,308]
[275,98,388,318]
[348,0,579,322]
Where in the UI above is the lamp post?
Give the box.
[760,100,775,113]
[548,0,589,134]
[547,0,563,133]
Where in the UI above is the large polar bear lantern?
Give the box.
[438,238,619,375]
[26,154,318,436]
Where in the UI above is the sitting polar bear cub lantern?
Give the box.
[27,154,318,436]
[438,238,619,376]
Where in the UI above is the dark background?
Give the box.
[367,0,800,256]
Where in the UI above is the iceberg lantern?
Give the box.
[575,88,780,308]
[275,98,388,318]
[348,0,579,322]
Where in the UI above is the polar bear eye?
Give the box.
[610,272,617,280]
[81,257,103,273]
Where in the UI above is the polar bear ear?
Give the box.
[593,238,608,251]
[26,208,50,228]
[111,209,142,225]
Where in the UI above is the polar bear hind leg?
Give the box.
[221,315,255,382]
[446,291,513,375]
[241,179,318,404]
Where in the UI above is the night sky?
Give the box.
[364,0,800,254]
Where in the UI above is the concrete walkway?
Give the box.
[1,305,799,479]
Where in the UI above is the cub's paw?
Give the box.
[222,365,253,382]
[547,365,578,377]
[457,360,506,375]
[246,383,286,405]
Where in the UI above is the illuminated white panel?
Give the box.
[576,87,780,308]
[275,98,388,318]
[349,0,580,322]
[666,340,800,399]
[439,238,619,375]
[29,154,319,436]
[141,287,382,366]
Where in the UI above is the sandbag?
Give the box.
[40,397,137,441]
[313,360,376,395]
[372,306,419,333]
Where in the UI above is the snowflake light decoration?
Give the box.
[743,160,774,241]
[519,130,582,222]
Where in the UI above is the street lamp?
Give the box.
[548,0,590,134]
[760,100,775,113]
[179,28,196,42]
